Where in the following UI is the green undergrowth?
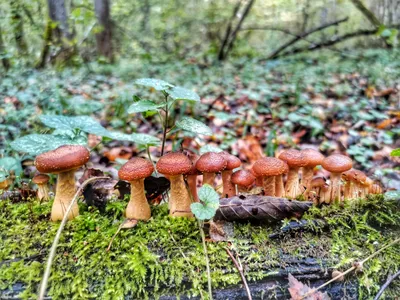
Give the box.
[0,195,399,299]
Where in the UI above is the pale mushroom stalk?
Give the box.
[328,172,342,203]
[320,184,331,205]
[300,149,324,199]
[126,179,151,220]
[275,174,285,197]
[263,176,275,196]
[169,175,193,217]
[203,173,216,186]
[286,167,301,199]
[37,183,50,201]
[222,170,235,197]
[186,174,199,202]
[52,171,79,221]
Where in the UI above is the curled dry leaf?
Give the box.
[288,274,330,300]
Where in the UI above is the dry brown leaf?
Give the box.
[235,136,264,163]
[288,274,330,300]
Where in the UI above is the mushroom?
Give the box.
[275,161,289,198]
[321,154,353,203]
[252,157,287,196]
[195,152,227,186]
[219,152,241,197]
[352,169,367,198]
[32,174,50,201]
[309,177,330,205]
[185,154,200,202]
[342,169,357,200]
[231,170,255,194]
[156,152,193,217]
[118,157,154,221]
[369,183,383,194]
[278,149,307,199]
[35,145,90,221]
[300,149,324,197]
[0,178,10,190]
[362,177,373,198]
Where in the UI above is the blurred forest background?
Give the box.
[0,0,399,68]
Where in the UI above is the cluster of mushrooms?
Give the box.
[29,145,383,222]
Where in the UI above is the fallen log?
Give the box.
[215,195,313,222]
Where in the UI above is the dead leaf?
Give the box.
[121,218,139,229]
[235,136,264,163]
[104,147,133,162]
[288,274,330,300]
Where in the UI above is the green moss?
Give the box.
[0,195,399,299]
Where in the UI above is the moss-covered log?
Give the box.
[0,195,399,299]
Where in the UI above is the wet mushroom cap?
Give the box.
[231,170,255,188]
[310,177,326,187]
[301,149,324,167]
[35,145,90,174]
[322,154,353,173]
[220,152,241,170]
[353,170,367,184]
[156,152,192,175]
[119,157,154,181]
[32,174,50,184]
[185,154,201,175]
[278,149,307,168]
[342,169,357,181]
[195,152,227,173]
[252,157,287,177]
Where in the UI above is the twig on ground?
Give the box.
[38,176,109,300]
[373,270,400,300]
[301,237,400,299]
[226,247,252,300]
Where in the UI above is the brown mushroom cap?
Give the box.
[278,149,307,168]
[195,152,227,173]
[301,149,324,167]
[220,152,241,170]
[310,176,326,188]
[322,154,353,173]
[231,170,255,188]
[252,157,287,177]
[185,154,201,175]
[32,174,50,184]
[119,157,154,181]
[342,169,357,181]
[35,145,90,174]
[156,152,192,176]
[353,170,367,184]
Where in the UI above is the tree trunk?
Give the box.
[94,0,113,62]
[47,0,72,41]
[10,0,28,55]
[0,24,11,71]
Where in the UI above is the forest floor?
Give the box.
[0,49,400,299]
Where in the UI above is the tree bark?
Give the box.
[47,0,72,41]
[0,24,10,71]
[10,0,28,55]
[94,0,113,62]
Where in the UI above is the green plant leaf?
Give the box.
[127,100,164,114]
[384,190,400,200]
[198,184,220,205]
[190,203,218,220]
[199,145,223,155]
[191,184,220,220]
[390,148,400,157]
[176,117,212,136]
[0,157,23,176]
[10,134,84,155]
[104,131,160,147]
[134,78,174,91]
[40,115,108,136]
[168,86,200,102]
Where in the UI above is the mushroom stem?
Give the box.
[125,179,151,220]
[275,174,285,197]
[263,176,275,196]
[202,172,215,186]
[329,173,342,203]
[343,181,352,200]
[302,167,314,198]
[221,170,236,198]
[186,174,199,202]
[51,171,79,221]
[37,184,50,201]
[320,184,330,204]
[169,175,194,217]
[285,168,300,199]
